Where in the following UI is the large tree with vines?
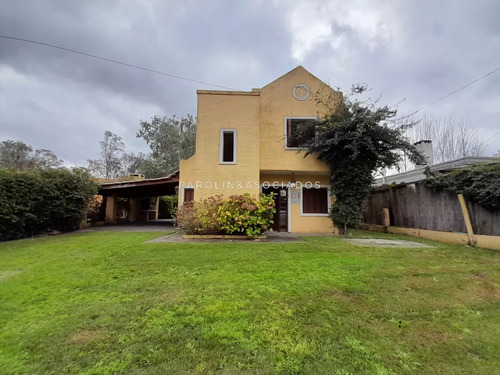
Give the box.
[297,86,425,233]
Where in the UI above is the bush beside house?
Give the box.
[158,195,178,219]
[0,168,97,241]
[176,193,276,237]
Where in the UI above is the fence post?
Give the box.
[457,194,476,245]
[383,208,391,227]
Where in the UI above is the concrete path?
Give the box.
[81,222,174,232]
[145,231,309,243]
[80,224,326,242]
[80,226,432,248]
[344,238,435,248]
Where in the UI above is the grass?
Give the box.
[0,230,499,375]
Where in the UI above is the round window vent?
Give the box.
[292,84,310,101]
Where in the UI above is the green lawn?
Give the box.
[0,231,499,375]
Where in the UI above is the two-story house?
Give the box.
[179,66,342,233]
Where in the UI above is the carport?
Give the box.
[98,171,179,224]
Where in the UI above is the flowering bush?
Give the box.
[175,193,276,237]
[197,195,223,234]
[218,193,276,237]
[174,201,201,234]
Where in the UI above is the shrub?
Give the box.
[218,193,276,237]
[423,163,500,210]
[87,195,105,222]
[175,193,276,237]
[175,201,201,234]
[158,195,178,219]
[0,168,97,241]
[197,195,224,234]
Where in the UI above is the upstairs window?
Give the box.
[285,117,317,149]
[219,129,237,164]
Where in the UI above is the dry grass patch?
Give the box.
[70,329,104,345]
[0,270,22,281]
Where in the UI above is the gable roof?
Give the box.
[262,65,327,89]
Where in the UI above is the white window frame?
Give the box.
[284,116,317,150]
[219,128,237,164]
[300,185,331,217]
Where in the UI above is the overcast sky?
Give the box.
[1,0,499,165]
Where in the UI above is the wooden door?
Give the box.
[263,187,288,232]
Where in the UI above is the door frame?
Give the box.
[261,185,291,232]
[287,187,291,232]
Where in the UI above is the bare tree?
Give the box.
[33,149,64,169]
[408,115,486,164]
[0,140,63,169]
[87,131,125,179]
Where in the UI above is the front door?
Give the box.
[263,187,288,232]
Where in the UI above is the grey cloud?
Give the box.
[0,0,499,163]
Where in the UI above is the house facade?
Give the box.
[179,66,342,233]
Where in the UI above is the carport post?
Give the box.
[105,194,118,224]
[129,198,139,222]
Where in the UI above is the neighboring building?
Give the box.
[374,139,498,186]
[179,66,342,233]
[374,156,498,186]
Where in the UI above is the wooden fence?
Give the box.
[364,183,500,236]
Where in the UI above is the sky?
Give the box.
[1,0,499,166]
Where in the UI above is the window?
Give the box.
[285,117,317,149]
[183,188,194,204]
[302,187,329,215]
[149,197,158,210]
[219,129,237,164]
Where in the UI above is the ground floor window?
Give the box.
[183,188,194,203]
[302,187,329,215]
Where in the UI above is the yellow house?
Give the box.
[179,66,342,233]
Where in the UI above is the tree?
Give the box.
[0,140,63,170]
[87,131,125,180]
[297,86,425,233]
[408,115,486,163]
[119,152,145,176]
[137,115,196,177]
[33,149,64,169]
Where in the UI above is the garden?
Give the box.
[1,230,498,374]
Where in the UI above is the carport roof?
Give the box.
[98,171,179,198]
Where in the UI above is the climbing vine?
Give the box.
[423,163,500,210]
[295,85,425,233]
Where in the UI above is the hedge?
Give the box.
[423,162,500,211]
[0,168,98,241]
